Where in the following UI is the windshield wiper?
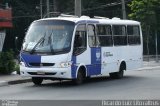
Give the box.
[30,32,46,54]
[48,30,54,54]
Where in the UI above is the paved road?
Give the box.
[0,67,160,100]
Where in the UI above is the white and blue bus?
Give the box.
[20,15,143,85]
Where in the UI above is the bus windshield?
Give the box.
[22,20,75,54]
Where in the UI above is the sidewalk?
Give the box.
[0,74,31,87]
[143,60,160,67]
[0,61,160,87]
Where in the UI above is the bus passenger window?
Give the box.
[127,26,140,45]
[88,25,96,47]
[97,25,113,46]
[113,25,127,46]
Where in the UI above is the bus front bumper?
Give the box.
[20,66,72,79]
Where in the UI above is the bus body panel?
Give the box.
[101,47,119,75]
[126,45,143,70]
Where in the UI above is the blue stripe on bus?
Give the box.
[71,56,77,78]
[88,47,101,75]
[20,53,41,67]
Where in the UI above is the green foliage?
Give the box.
[128,0,160,29]
[14,64,20,74]
[0,50,16,74]
[128,0,160,54]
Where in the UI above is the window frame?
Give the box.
[112,25,127,46]
[96,24,113,47]
[73,24,87,56]
[127,25,141,45]
[87,24,99,47]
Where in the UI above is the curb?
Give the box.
[0,81,8,87]
[8,78,32,85]
[138,66,160,71]
[0,79,32,87]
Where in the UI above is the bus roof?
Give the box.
[34,16,140,25]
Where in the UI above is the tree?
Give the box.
[2,0,40,53]
[129,0,160,55]
[129,0,160,28]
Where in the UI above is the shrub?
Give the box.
[0,50,16,74]
[14,64,20,74]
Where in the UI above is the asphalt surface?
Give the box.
[0,66,160,100]
[0,75,31,87]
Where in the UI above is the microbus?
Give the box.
[20,15,143,85]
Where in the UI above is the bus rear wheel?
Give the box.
[109,64,125,79]
[32,77,43,85]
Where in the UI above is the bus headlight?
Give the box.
[60,61,72,68]
[20,62,25,67]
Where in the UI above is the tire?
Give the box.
[109,64,125,79]
[32,77,43,85]
[73,70,85,85]
[86,76,91,80]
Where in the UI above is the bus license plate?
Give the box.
[37,71,45,75]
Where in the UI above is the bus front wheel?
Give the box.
[32,77,43,85]
[72,70,85,85]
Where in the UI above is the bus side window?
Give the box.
[73,24,87,55]
[113,25,127,46]
[127,25,140,45]
[97,25,113,46]
[88,25,96,47]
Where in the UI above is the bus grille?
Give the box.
[28,72,56,75]
[28,63,55,67]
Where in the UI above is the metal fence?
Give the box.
[143,55,160,62]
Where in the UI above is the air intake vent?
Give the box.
[94,16,109,19]
[112,17,120,20]
[58,14,78,18]
[29,63,55,67]
[28,72,56,75]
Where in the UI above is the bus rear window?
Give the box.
[127,25,141,45]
